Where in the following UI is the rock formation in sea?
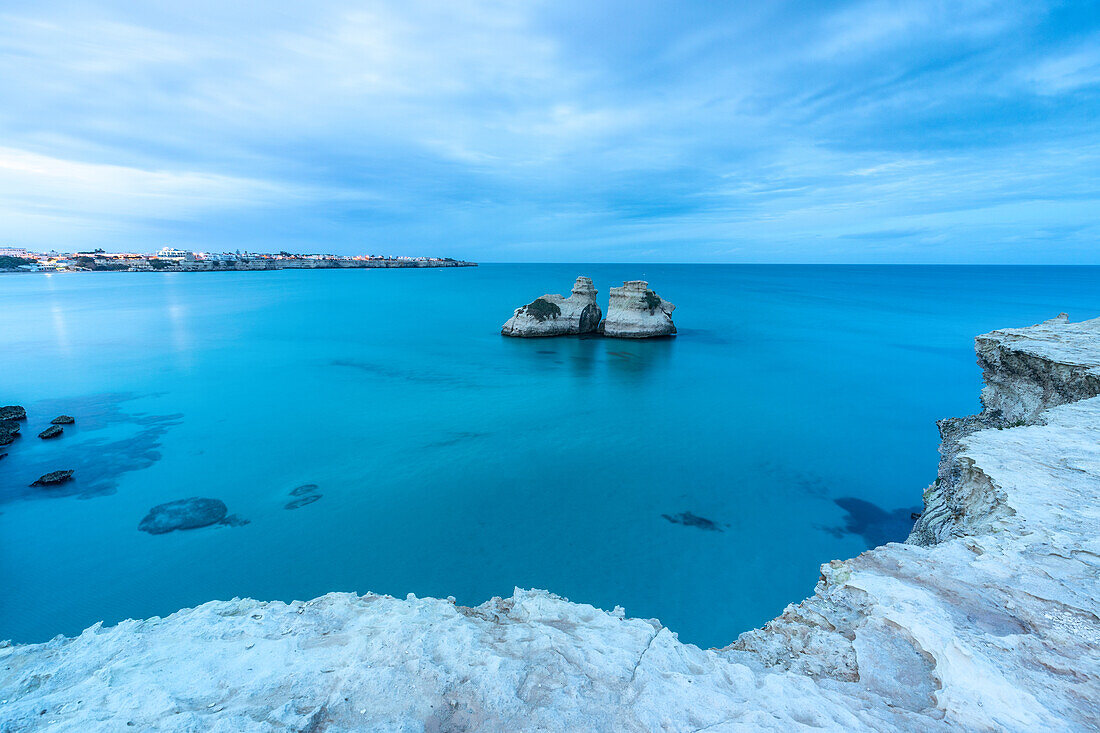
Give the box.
[601,280,676,338]
[30,470,74,487]
[37,425,63,439]
[0,419,20,446]
[0,405,26,421]
[3,316,1100,731]
[50,415,75,425]
[501,277,602,337]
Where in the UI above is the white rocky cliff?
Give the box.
[501,276,602,337]
[3,317,1100,731]
[602,280,676,338]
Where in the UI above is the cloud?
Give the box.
[1024,36,1100,94]
[0,0,1097,261]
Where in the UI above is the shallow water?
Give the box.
[1,265,1098,647]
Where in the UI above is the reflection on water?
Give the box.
[502,335,674,380]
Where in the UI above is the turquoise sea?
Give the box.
[2,265,1099,648]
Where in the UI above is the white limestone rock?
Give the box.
[4,316,1100,731]
[976,313,1100,423]
[602,280,676,338]
[910,314,1100,545]
[501,276,602,337]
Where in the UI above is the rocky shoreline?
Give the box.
[2,315,1099,730]
[1,255,476,273]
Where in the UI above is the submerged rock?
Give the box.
[0,419,20,446]
[31,470,74,487]
[501,276,602,337]
[138,498,228,535]
[286,483,322,509]
[51,415,75,425]
[286,494,322,510]
[602,281,676,338]
[38,425,63,439]
[0,405,26,421]
[662,511,724,531]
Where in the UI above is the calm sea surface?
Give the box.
[2,264,1098,647]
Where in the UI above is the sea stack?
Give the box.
[602,280,676,338]
[501,276,602,337]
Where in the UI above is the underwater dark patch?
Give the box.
[220,514,251,528]
[662,511,725,532]
[139,497,229,535]
[285,482,322,509]
[330,359,474,387]
[285,494,322,510]
[829,497,923,547]
[0,394,182,505]
[424,431,488,448]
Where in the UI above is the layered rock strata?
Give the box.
[501,277,602,337]
[602,280,676,338]
[3,316,1100,731]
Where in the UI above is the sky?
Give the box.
[0,0,1098,263]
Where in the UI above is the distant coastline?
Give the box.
[0,247,476,273]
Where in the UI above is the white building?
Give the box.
[157,247,194,259]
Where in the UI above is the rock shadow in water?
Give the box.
[829,497,923,548]
[662,511,726,532]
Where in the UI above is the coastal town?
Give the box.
[0,247,475,272]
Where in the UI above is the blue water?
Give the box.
[2,265,1098,648]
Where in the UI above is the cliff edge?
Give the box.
[3,317,1099,731]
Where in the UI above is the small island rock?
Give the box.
[0,405,27,421]
[0,402,26,420]
[31,470,74,487]
[138,497,229,535]
[602,280,676,338]
[501,277,602,337]
[0,419,21,446]
[51,415,75,425]
[38,425,63,439]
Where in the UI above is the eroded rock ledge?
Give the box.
[3,317,1100,731]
